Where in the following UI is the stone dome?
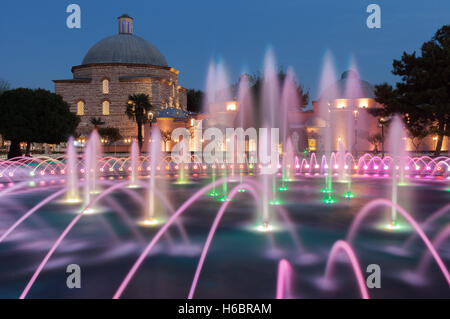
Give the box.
[81,15,168,67]
[82,34,168,67]
[319,70,375,100]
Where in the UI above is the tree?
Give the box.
[98,127,122,145]
[0,88,79,159]
[249,70,310,109]
[125,94,153,151]
[367,133,383,153]
[186,89,204,113]
[370,25,450,156]
[160,129,172,152]
[0,79,10,95]
[90,117,105,130]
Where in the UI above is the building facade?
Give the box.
[54,14,187,140]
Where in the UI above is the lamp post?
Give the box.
[378,116,390,158]
[353,109,359,157]
[148,111,154,129]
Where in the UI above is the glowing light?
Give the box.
[279,185,288,191]
[226,102,237,111]
[208,190,220,197]
[138,218,161,227]
[334,165,338,169]
[384,165,389,170]
[322,194,337,204]
[256,222,273,233]
[374,165,378,170]
[315,165,319,169]
[363,165,368,170]
[218,195,230,202]
[269,199,281,206]
[344,191,355,199]
[353,165,358,170]
[344,165,348,169]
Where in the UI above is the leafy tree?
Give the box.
[249,70,310,109]
[186,89,204,113]
[369,25,450,156]
[160,129,172,152]
[90,117,105,129]
[0,88,79,159]
[0,79,10,95]
[367,133,383,153]
[98,127,122,145]
[125,94,153,151]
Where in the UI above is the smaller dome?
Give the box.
[319,69,375,100]
[341,70,359,79]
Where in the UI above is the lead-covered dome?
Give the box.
[81,14,168,67]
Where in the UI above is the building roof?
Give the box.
[154,107,191,119]
[82,34,168,67]
[319,70,375,100]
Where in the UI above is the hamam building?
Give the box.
[54,14,187,139]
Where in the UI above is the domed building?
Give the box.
[54,14,187,140]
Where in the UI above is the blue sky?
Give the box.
[1,0,449,102]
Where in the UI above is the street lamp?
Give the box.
[353,110,359,156]
[378,116,390,158]
[148,111,154,129]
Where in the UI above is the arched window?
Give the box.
[76,101,85,116]
[102,79,109,94]
[102,100,110,115]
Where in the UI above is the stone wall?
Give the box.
[54,63,187,139]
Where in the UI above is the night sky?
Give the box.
[1,0,449,102]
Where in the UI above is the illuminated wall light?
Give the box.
[384,165,389,170]
[426,166,431,170]
[9,172,14,177]
[296,164,300,169]
[226,102,237,111]
[212,165,216,169]
[344,165,349,169]
[336,99,347,109]
[175,165,179,170]
[405,166,410,171]
[193,165,198,170]
[41,171,46,176]
[60,170,65,174]
[109,168,114,172]
[374,165,379,170]
[147,167,151,171]
[315,165,319,169]
[363,165,368,170]
[324,165,329,169]
[415,166,420,170]
[334,165,338,169]
[203,165,207,169]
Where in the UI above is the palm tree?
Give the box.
[90,117,105,130]
[125,94,153,150]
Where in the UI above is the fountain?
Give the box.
[0,50,448,300]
